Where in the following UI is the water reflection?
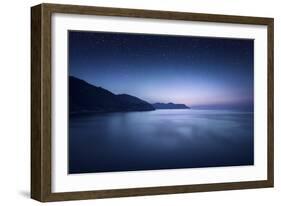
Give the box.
[69,109,254,173]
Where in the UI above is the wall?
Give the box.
[0,0,279,205]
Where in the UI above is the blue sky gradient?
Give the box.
[68,31,254,110]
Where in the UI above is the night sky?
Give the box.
[68,31,254,110]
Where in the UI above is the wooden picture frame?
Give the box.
[31,3,274,202]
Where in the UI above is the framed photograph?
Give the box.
[31,3,274,202]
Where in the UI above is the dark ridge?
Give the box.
[153,102,190,109]
[69,76,155,114]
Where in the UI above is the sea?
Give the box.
[68,109,254,174]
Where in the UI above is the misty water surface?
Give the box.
[69,109,254,174]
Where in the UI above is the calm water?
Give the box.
[69,109,254,174]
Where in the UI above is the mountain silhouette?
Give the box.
[153,102,190,109]
[69,76,155,113]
